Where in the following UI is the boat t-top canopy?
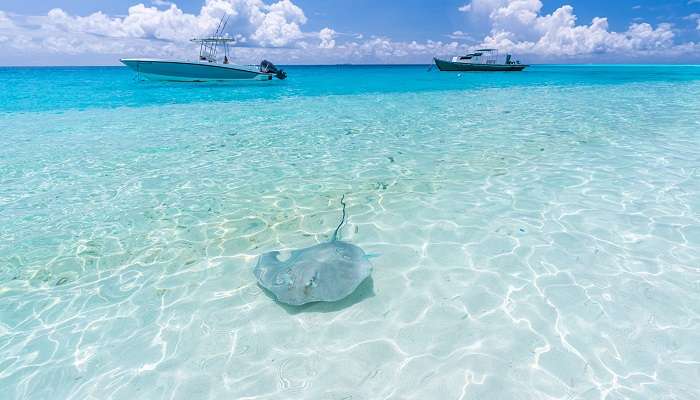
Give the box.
[191,16,238,63]
[191,37,237,43]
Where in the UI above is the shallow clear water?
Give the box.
[1,65,700,399]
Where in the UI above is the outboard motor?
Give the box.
[260,60,287,80]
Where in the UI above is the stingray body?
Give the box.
[254,196,372,306]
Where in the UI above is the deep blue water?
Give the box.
[1,64,698,113]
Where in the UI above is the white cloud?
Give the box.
[0,11,13,28]
[319,27,336,49]
[460,0,509,16]
[474,0,681,58]
[46,5,208,43]
[448,30,475,41]
[0,0,330,63]
[248,0,306,46]
[18,0,310,48]
[152,0,175,7]
[0,1,468,64]
[686,13,700,30]
[0,0,698,64]
[317,37,464,63]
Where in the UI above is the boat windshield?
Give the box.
[458,49,499,64]
[449,49,523,65]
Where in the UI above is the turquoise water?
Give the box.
[1,65,699,399]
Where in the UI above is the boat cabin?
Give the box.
[452,49,520,65]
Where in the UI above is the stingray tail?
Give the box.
[331,194,347,242]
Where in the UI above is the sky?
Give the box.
[0,0,699,65]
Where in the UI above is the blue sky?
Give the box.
[0,0,699,65]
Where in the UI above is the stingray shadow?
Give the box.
[258,276,375,315]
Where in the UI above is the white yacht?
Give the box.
[120,17,286,81]
[434,49,528,72]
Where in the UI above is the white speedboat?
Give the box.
[434,49,528,72]
[121,18,286,81]
[120,55,286,81]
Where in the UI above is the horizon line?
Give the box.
[1,63,700,68]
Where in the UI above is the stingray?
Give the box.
[254,195,373,306]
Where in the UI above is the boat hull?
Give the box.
[120,59,273,81]
[433,58,527,72]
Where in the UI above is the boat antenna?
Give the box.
[220,15,230,36]
[206,15,228,61]
[221,15,232,60]
[214,15,224,36]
